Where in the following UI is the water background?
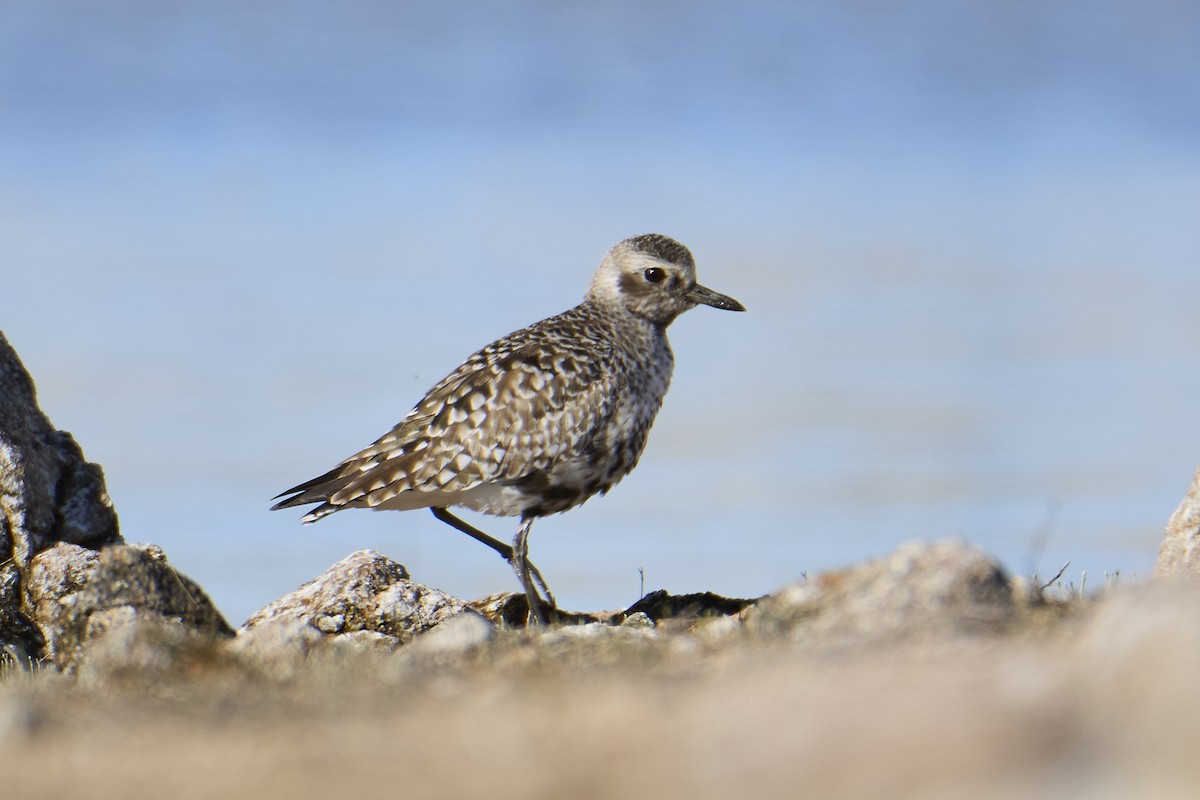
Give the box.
[4,1,1199,623]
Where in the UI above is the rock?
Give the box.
[334,629,401,655]
[76,607,231,688]
[21,542,234,670]
[525,620,661,666]
[468,591,604,627]
[541,622,657,643]
[407,611,495,657]
[239,550,477,653]
[234,622,402,675]
[743,539,1015,643]
[469,589,751,630]
[691,613,742,644]
[623,589,757,622]
[469,591,541,627]
[1155,467,1200,578]
[620,611,655,630]
[0,332,120,570]
[229,615,328,679]
[0,332,123,664]
[0,561,43,669]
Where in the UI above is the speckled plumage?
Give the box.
[272,234,744,622]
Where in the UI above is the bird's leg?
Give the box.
[431,507,512,559]
[430,508,555,621]
[512,516,556,626]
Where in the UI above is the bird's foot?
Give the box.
[513,556,557,626]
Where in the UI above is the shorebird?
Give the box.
[272,234,744,623]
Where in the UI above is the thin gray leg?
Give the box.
[431,507,556,622]
[513,516,556,625]
[431,507,512,559]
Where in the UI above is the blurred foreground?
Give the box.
[4,571,1200,800]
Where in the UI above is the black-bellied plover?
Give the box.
[272,234,744,623]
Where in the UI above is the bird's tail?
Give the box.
[271,465,351,523]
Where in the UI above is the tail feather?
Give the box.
[298,503,341,524]
[270,465,352,517]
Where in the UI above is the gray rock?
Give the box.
[232,616,402,678]
[229,615,330,678]
[0,332,120,570]
[21,542,234,670]
[0,332,123,663]
[623,589,756,622]
[466,591,555,627]
[689,613,742,642]
[1155,467,1200,578]
[76,607,230,688]
[522,619,661,667]
[542,622,658,642]
[239,550,476,647]
[468,592,608,627]
[469,591,533,626]
[407,611,495,657]
[0,561,43,669]
[744,539,1015,643]
[620,611,655,630]
[334,629,402,654]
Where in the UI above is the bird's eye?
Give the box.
[644,267,666,284]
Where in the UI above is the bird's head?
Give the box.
[586,234,745,326]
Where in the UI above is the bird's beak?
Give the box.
[687,283,746,312]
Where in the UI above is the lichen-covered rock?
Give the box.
[744,539,1015,643]
[0,332,120,569]
[238,550,478,659]
[1155,467,1200,578]
[21,542,233,670]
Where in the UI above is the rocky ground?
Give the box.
[4,329,1200,799]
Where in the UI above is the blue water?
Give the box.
[4,1,1199,623]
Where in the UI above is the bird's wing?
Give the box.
[294,317,622,512]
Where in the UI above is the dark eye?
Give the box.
[644,267,666,284]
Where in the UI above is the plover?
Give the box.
[272,234,744,623]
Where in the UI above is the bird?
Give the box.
[272,234,745,624]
